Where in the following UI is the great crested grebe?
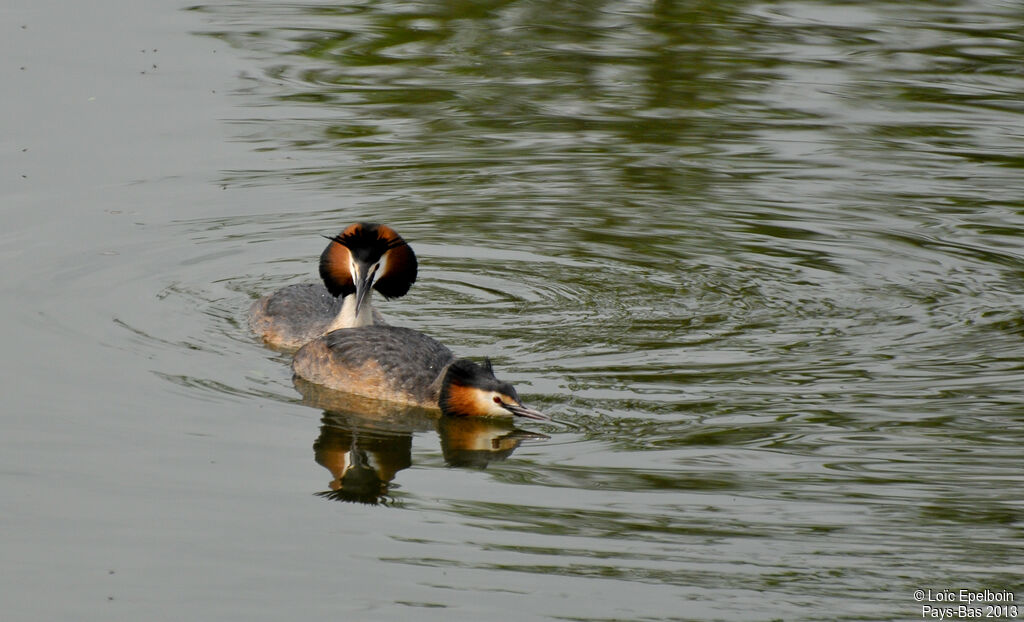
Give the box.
[292,325,548,420]
[249,223,417,350]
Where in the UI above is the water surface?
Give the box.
[3,0,1023,620]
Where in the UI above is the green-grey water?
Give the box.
[3,0,1023,620]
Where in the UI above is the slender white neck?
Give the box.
[325,293,376,332]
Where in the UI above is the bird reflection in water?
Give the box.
[437,417,548,469]
[313,413,416,505]
[298,378,548,505]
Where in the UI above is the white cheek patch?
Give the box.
[486,392,513,416]
[458,388,518,417]
[376,253,390,284]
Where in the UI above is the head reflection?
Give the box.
[438,417,549,468]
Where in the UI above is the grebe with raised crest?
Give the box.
[249,223,417,350]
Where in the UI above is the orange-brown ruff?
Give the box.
[249,223,417,350]
[292,325,547,419]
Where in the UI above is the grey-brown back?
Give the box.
[293,325,456,407]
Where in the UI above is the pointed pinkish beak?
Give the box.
[502,402,549,421]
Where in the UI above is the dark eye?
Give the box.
[493,396,502,404]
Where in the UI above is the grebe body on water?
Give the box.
[293,325,547,420]
[249,223,417,350]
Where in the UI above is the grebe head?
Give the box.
[439,359,548,420]
[319,222,418,317]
